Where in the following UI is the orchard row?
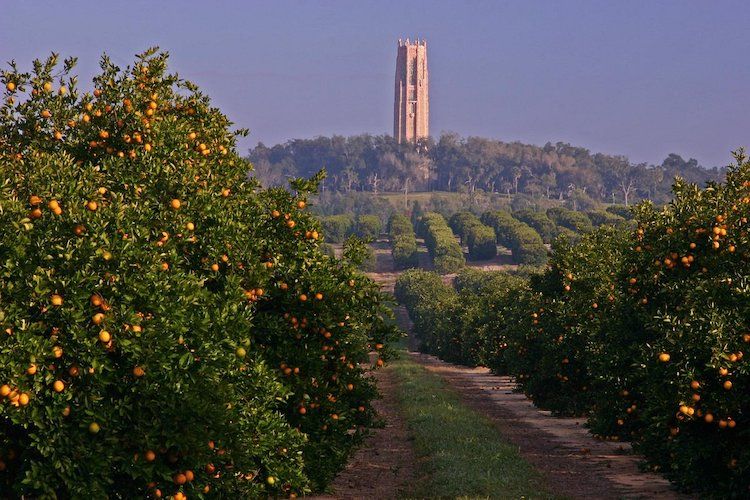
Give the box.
[0,50,398,498]
[396,152,750,496]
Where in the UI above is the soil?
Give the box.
[308,367,419,500]
[316,241,690,499]
[410,352,689,500]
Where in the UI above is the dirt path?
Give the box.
[410,352,687,500]
[309,367,418,500]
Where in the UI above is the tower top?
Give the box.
[398,37,427,47]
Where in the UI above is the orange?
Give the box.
[92,313,105,325]
[98,330,111,343]
[724,380,733,390]
[144,449,156,462]
[86,200,98,211]
[658,353,670,363]
[6,82,15,92]
[26,364,37,375]
[89,422,100,434]
[297,200,306,209]
[53,380,65,392]
[173,472,187,485]
[51,294,63,307]
[132,366,145,377]
[170,199,181,210]
[18,393,29,406]
[0,385,11,397]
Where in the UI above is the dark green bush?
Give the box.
[546,207,594,233]
[320,214,354,243]
[420,213,465,274]
[355,214,383,240]
[466,223,497,261]
[605,204,634,220]
[586,210,625,227]
[513,209,557,243]
[388,213,418,269]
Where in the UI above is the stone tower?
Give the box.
[394,38,429,144]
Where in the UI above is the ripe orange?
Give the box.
[53,380,65,392]
[658,353,670,363]
[132,366,145,377]
[92,313,105,325]
[186,222,195,231]
[315,292,323,301]
[51,294,63,307]
[173,472,187,485]
[0,385,11,397]
[18,393,29,406]
[184,470,194,482]
[170,199,181,210]
[27,364,37,375]
[86,200,98,211]
[6,82,15,92]
[724,380,733,390]
[89,422,100,434]
[297,200,306,209]
[98,330,111,343]
[299,294,308,302]
[144,449,156,462]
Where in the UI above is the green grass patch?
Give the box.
[390,356,557,499]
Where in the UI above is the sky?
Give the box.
[2,0,749,167]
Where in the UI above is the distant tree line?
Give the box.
[247,133,726,205]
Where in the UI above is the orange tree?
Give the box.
[595,155,750,494]
[0,50,397,497]
[503,229,628,416]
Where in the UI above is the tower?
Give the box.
[394,38,429,144]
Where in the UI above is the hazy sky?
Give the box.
[2,1,749,167]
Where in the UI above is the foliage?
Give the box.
[250,134,725,206]
[481,211,546,265]
[418,213,465,274]
[0,50,399,497]
[354,214,382,240]
[398,152,750,496]
[388,214,418,269]
[586,209,626,227]
[319,214,353,243]
[605,204,634,220]
[513,209,557,243]
[546,207,594,233]
[466,224,497,261]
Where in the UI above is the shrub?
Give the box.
[466,224,497,261]
[480,210,518,248]
[388,214,418,269]
[320,214,353,242]
[354,214,382,240]
[448,211,480,242]
[605,204,634,220]
[420,213,465,274]
[586,210,625,227]
[513,209,557,243]
[0,50,399,497]
[546,207,594,233]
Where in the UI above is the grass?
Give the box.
[389,354,558,499]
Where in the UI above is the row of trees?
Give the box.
[395,151,750,496]
[249,134,725,206]
[0,50,398,497]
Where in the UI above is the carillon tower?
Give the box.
[394,38,429,144]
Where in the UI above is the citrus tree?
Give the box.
[0,49,397,498]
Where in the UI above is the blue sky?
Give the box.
[2,0,749,167]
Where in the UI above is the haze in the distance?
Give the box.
[2,0,748,167]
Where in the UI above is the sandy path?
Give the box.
[308,367,418,499]
[410,352,689,500]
